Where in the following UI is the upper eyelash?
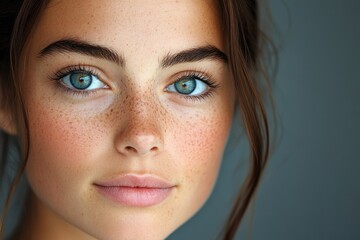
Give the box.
[49,65,105,98]
[171,70,220,101]
[50,65,101,81]
[175,71,218,88]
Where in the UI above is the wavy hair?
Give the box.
[0,0,275,239]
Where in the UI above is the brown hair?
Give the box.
[0,0,274,239]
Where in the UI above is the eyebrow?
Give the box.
[38,39,124,66]
[38,39,228,67]
[160,45,228,67]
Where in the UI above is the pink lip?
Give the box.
[94,174,175,207]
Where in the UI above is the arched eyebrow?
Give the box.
[38,38,125,66]
[38,38,228,67]
[160,45,228,67]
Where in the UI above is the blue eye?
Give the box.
[60,71,106,91]
[167,76,208,96]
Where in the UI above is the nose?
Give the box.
[114,99,163,157]
[116,130,162,157]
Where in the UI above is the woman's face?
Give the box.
[22,0,234,239]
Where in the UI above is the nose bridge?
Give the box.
[127,91,158,129]
[114,90,164,157]
[126,99,160,138]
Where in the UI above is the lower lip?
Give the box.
[95,185,173,207]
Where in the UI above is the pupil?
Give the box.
[70,72,92,90]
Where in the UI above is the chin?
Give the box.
[86,224,176,240]
[73,210,183,240]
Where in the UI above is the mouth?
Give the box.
[94,174,175,207]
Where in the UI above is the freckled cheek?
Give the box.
[171,114,232,207]
[25,106,106,201]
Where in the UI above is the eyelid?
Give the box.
[49,64,111,98]
[50,65,109,85]
[169,70,217,87]
[61,72,107,91]
[165,70,219,101]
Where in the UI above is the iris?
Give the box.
[174,78,196,94]
[70,72,92,90]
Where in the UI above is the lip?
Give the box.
[94,174,175,207]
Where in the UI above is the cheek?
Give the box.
[170,110,233,213]
[24,103,107,205]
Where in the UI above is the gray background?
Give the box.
[169,0,360,239]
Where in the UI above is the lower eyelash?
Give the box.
[182,90,216,102]
[55,83,100,98]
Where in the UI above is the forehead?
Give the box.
[29,0,224,61]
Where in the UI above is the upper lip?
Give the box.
[94,174,175,188]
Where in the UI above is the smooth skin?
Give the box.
[9,0,235,239]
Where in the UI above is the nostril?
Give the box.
[124,146,158,154]
[150,146,158,152]
[125,146,136,153]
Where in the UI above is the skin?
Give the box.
[12,0,235,239]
